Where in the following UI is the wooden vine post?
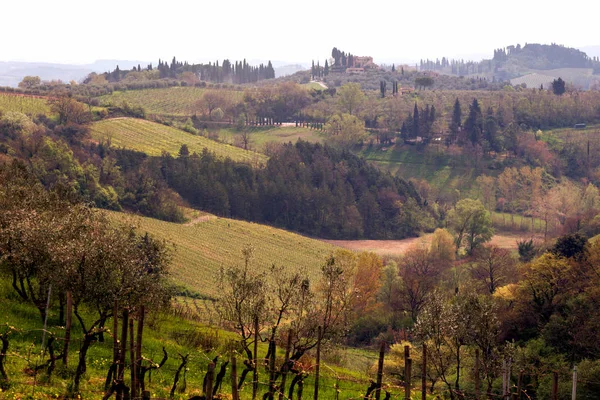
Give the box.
[375,341,385,400]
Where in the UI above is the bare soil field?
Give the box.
[322,233,537,256]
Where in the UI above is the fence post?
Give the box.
[405,358,412,400]
[375,341,385,400]
[475,349,480,400]
[206,361,215,400]
[422,344,427,400]
[231,356,239,400]
[572,366,577,400]
[552,371,559,400]
[313,326,322,400]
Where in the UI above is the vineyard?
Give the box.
[90,118,268,164]
[106,210,336,299]
[98,87,242,116]
[0,92,51,115]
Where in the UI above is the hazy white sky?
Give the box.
[3,0,599,65]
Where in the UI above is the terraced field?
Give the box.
[90,118,268,164]
[98,87,242,116]
[0,92,51,115]
[107,210,336,299]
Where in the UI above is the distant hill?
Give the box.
[0,59,148,87]
[511,73,556,89]
[274,64,307,78]
[419,43,600,88]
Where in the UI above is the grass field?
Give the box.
[98,87,242,116]
[106,210,336,299]
[363,144,486,198]
[218,125,324,151]
[302,81,326,91]
[90,118,268,164]
[0,92,51,115]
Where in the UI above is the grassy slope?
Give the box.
[90,118,268,164]
[106,210,336,299]
[0,278,375,399]
[218,125,324,152]
[0,92,51,115]
[97,87,242,116]
[362,144,487,198]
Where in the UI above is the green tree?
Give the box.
[450,98,462,142]
[18,75,41,89]
[324,113,367,150]
[448,198,494,255]
[337,82,365,115]
[465,99,483,145]
[552,77,566,95]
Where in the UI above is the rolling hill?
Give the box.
[0,92,51,115]
[106,210,337,299]
[98,87,242,116]
[90,117,268,164]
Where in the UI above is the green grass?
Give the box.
[98,87,242,116]
[362,144,486,198]
[302,81,326,91]
[0,279,379,399]
[218,125,324,151]
[491,212,545,233]
[90,118,268,164]
[106,210,337,299]
[0,92,51,115]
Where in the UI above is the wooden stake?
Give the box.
[552,371,559,400]
[62,291,72,366]
[206,361,215,400]
[516,369,523,400]
[572,366,577,400]
[136,306,145,395]
[375,341,385,400]
[405,358,412,400]
[129,318,136,399]
[422,344,427,400]
[252,315,259,400]
[231,356,239,400]
[475,349,480,400]
[313,326,322,400]
[279,330,292,400]
[269,340,276,400]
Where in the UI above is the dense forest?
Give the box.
[152,141,434,239]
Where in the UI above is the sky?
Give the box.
[2,0,599,66]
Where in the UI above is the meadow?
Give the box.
[98,87,242,116]
[0,92,51,115]
[218,125,323,152]
[362,144,486,198]
[106,210,336,299]
[90,118,268,164]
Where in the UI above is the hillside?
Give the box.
[90,117,268,164]
[107,210,336,299]
[0,92,51,115]
[98,87,242,116]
